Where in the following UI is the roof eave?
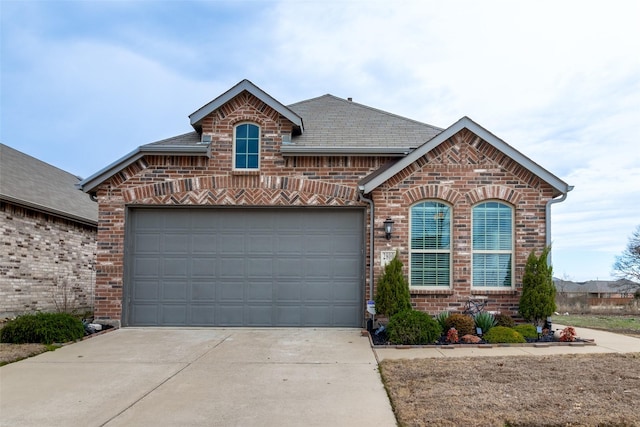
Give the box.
[189,79,304,132]
[280,146,410,157]
[77,145,209,194]
[0,195,98,227]
[360,116,571,196]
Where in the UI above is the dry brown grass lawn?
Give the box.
[380,353,640,427]
[0,343,48,365]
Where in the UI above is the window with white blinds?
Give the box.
[410,201,451,287]
[472,201,513,287]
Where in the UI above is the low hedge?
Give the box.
[0,312,85,344]
[514,324,539,340]
[387,310,442,345]
[483,326,526,344]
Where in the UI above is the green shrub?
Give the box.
[444,313,475,336]
[387,310,442,345]
[374,253,412,318]
[435,311,450,331]
[495,313,515,328]
[473,312,497,334]
[519,247,556,326]
[514,324,539,340]
[483,326,526,344]
[0,312,85,344]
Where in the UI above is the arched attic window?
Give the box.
[234,123,260,170]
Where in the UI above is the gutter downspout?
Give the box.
[358,190,375,318]
[545,185,574,264]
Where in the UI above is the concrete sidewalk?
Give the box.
[0,328,396,427]
[374,324,640,360]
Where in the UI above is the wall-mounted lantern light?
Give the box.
[383,217,394,240]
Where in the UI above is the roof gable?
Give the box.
[359,116,571,197]
[189,79,303,133]
[0,144,98,225]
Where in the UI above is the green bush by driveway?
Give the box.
[0,313,85,344]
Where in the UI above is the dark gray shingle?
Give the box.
[288,95,442,148]
[0,144,97,225]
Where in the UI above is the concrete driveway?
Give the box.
[0,328,396,427]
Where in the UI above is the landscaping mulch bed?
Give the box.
[369,327,580,347]
[380,353,640,427]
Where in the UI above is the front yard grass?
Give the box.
[552,314,640,336]
[380,314,640,426]
[380,352,640,426]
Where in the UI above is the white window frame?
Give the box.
[233,122,260,171]
[471,200,514,289]
[409,200,453,289]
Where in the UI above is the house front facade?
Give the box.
[79,80,571,328]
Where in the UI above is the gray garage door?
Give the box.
[125,208,364,327]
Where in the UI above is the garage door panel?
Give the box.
[248,234,274,252]
[134,257,160,278]
[276,259,303,277]
[131,304,159,325]
[333,258,360,277]
[191,305,216,325]
[164,234,190,253]
[133,280,159,300]
[135,234,161,252]
[247,258,273,277]
[126,208,363,327]
[275,282,302,301]
[218,258,245,278]
[218,233,245,252]
[217,306,244,326]
[332,281,361,301]
[192,282,215,300]
[303,282,332,302]
[304,258,334,276]
[162,305,187,325]
[333,306,360,325]
[246,306,273,326]
[192,234,217,253]
[246,282,273,300]
[276,307,301,326]
[218,282,244,301]
[304,306,333,326]
[163,258,188,276]
[276,235,303,253]
[191,258,215,276]
[161,281,188,301]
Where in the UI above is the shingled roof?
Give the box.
[0,144,97,226]
[285,95,442,155]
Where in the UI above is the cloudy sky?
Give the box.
[2,0,639,282]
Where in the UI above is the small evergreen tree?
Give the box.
[518,246,556,326]
[374,253,412,318]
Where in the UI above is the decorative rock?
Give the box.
[460,334,482,344]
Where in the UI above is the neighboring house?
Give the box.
[555,278,638,301]
[78,79,571,328]
[0,144,98,317]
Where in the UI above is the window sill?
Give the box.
[231,170,260,176]
[409,288,454,296]
[470,289,517,295]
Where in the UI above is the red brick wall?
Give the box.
[92,93,553,324]
[0,202,96,317]
[370,129,553,316]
